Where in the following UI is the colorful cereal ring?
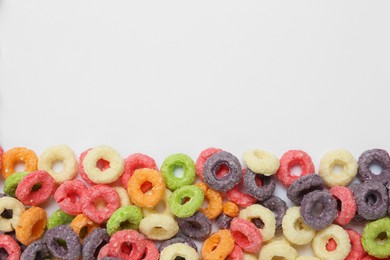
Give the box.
[70,213,99,241]
[54,179,88,215]
[0,234,22,260]
[362,217,390,259]
[276,150,315,187]
[168,185,204,218]
[330,186,356,226]
[230,218,262,253]
[161,153,196,191]
[201,229,234,260]
[127,168,165,208]
[106,205,143,236]
[121,153,158,188]
[195,182,223,219]
[195,147,223,181]
[15,170,56,206]
[0,197,25,232]
[1,147,38,179]
[15,206,47,245]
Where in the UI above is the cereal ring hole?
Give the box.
[31,183,42,192]
[141,181,153,193]
[93,242,106,258]
[331,162,344,175]
[181,197,191,205]
[293,219,306,231]
[119,220,137,230]
[175,257,185,260]
[251,218,265,229]
[231,230,250,246]
[173,166,185,178]
[57,238,68,251]
[51,160,64,173]
[14,161,26,172]
[364,192,379,206]
[0,209,13,219]
[369,161,383,175]
[96,158,110,171]
[375,232,388,245]
[255,175,263,187]
[121,242,133,254]
[336,198,342,212]
[311,201,325,217]
[216,164,229,178]
[79,226,88,239]
[326,238,337,251]
[94,198,107,210]
[32,218,47,236]
[0,249,8,258]
[289,164,303,177]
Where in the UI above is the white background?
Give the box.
[1,0,390,258]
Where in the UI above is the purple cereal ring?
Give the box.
[300,190,338,230]
[287,174,326,205]
[158,234,197,252]
[177,212,212,241]
[203,151,242,192]
[243,169,276,201]
[21,239,51,260]
[353,180,388,220]
[82,228,110,260]
[261,195,288,229]
[44,225,81,260]
[215,212,233,229]
[358,149,390,185]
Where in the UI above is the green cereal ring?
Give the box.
[106,205,143,236]
[4,172,28,197]
[362,217,390,259]
[168,185,204,218]
[161,154,196,190]
[47,209,75,229]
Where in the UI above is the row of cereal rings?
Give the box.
[0,145,389,259]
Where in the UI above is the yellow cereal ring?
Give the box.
[15,206,47,245]
[319,149,358,187]
[113,186,131,207]
[82,145,124,184]
[282,206,315,245]
[128,168,166,208]
[0,197,25,232]
[160,243,199,260]
[1,147,38,179]
[196,182,222,219]
[243,149,280,175]
[142,189,172,217]
[223,201,239,218]
[259,240,298,260]
[239,204,276,241]
[312,224,351,260]
[139,213,179,240]
[38,144,78,184]
[70,214,99,242]
[201,229,234,260]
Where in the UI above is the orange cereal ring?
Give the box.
[128,168,165,208]
[223,201,239,217]
[15,206,47,245]
[1,147,38,179]
[196,182,223,219]
[70,214,99,242]
[201,229,235,260]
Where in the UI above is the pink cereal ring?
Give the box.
[227,244,244,260]
[82,185,120,224]
[97,244,111,259]
[120,153,158,191]
[196,147,229,181]
[142,240,160,260]
[79,149,111,185]
[108,230,147,260]
[276,150,315,187]
[226,169,257,208]
[230,218,262,253]
[345,229,365,260]
[15,170,56,206]
[0,234,21,260]
[330,186,356,226]
[54,179,88,215]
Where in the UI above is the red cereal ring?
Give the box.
[196,147,229,181]
[107,230,147,260]
[230,218,262,253]
[276,150,315,187]
[1,147,38,179]
[0,234,21,260]
[228,244,244,259]
[82,185,120,224]
[54,179,88,215]
[79,149,110,185]
[330,186,356,226]
[121,153,158,191]
[344,229,365,260]
[226,169,257,208]
[97,243,111,259]
[15,170,56,206]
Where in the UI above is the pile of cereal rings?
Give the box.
[0,145,389,260]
